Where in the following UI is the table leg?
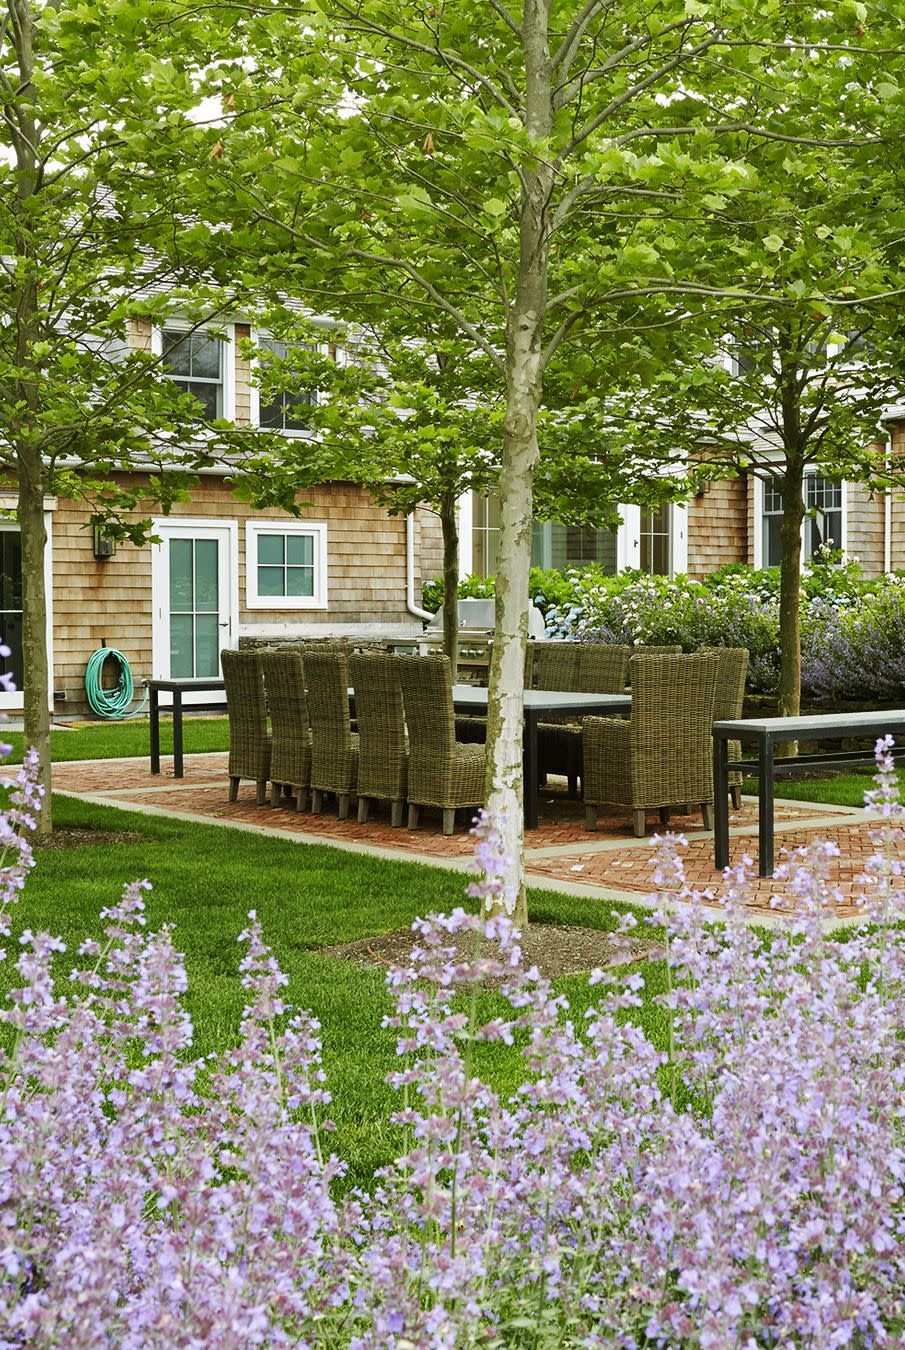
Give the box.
[149,687,161,775]
[758,734,774,878]
[523,708,539,830]
[713,735,730,870]
[173,691,184,779]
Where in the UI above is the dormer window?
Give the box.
[161,328,224,420]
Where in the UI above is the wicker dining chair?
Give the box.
[456,639,538,744]
[534,640,581,691]
[350,650,407,827]
[221,648,272,806]
[701,646,749,811]
[304,648,359,819]
[396,653,486,835]
[538,643,632,794]
[261,648,311,812]
[583,651,720,836]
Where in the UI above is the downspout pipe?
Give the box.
[406,511,433,621]
[885,433,893,575]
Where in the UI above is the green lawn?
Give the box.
[7,792,667,1186]
[742,770,881,809]
[4,716,229,764]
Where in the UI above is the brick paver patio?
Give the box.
[53,751,881,921]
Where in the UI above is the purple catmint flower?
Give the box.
[0,743,905,1343]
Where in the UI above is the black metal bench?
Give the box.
[713,711,905,878]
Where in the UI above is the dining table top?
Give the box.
[450,685,632,714]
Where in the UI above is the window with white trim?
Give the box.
[245,521,327,609]
[762,474,843,568]
[161,328,224,419]
[258,338,320,431]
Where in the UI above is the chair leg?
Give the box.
[312,789,323,815]
[682,804,691,816]
[270,782,281,808]
[408,803,420,829]
[229,776,239,803]
[659,807,670,824]
[632,809,646,838]
[442,807,456,836]
[584,805,597,832]
[338,794,351,820]
[296,787,309,813]
[256,780,268,806]
[730,784,742,810]
[702,802,714,831]
[357,796,370,824]
[390,800,404,828]
[567,774,578,799]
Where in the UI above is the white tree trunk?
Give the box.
[484,0,552,928]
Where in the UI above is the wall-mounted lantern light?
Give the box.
[93,526,117,560]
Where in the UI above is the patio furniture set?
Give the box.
[195,640,750,839]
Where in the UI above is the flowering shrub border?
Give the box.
[1,750,904,1344]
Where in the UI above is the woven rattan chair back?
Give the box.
[303,648,359,818]
[534,641,581,691]
[632,644,682,655]
[350,651,408,826]
[261,648,311,812]
[576,643,630,693]
[221,648,272,805]
[701,646,749,805]
[396,653,486,833]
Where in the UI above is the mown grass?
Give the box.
[742,770,882,809]
[6,792,666,1186]
[4,717,230,764]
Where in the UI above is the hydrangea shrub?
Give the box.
[1,752,905,1345]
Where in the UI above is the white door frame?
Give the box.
[150,518,238,706]
[0,509,55,712]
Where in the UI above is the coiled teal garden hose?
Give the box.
[84,647,149,720]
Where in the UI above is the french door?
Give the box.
[151,521,237,704]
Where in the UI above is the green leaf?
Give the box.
[763,234,783,253]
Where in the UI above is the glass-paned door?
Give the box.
[0,528,23,693]
[152,523,235,701]
[168,536,222,677]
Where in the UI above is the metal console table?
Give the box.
[148,678,226,778]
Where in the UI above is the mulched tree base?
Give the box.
[323,923,662,983]
[33,829,145,850]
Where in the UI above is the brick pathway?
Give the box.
[53,752,878,921]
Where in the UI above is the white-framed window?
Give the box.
[759,473,844,568]
[258,338,321,431]
[245,521,328,609]
[159,325,229,421]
